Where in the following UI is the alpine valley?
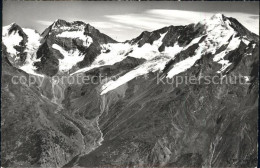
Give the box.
[1,14,259,167]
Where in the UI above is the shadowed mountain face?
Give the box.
[1,14,259,167]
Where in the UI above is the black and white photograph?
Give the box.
[1,1,259,167]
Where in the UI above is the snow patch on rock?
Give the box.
[52,44,84,71]
[167,16,242,78]
[128,32,167,60]
[72,32,171,76]
[101,55,170,95]
[57,31,93,47]
[213,35,241,73]
[167,37,205,78]
[2,25,23,56]
[20,28,43,76]
[71,43,131,75]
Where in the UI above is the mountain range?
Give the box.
[1,13,259,167]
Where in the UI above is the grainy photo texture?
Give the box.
[1,1,259,167]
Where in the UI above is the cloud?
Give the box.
[249,15,259,20]
[88,21,141,42]
[105,13,174,31]
[34,10,258,42]
[89,21,134,30]
[105,9,259,35]
[105,10,210,31]
[36,20,53,26]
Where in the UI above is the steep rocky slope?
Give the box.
[69,39,258,168]
[64,14,259,167]
[1,14,259,167]
[1,49,105,167]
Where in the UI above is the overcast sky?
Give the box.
[3,1,259,42]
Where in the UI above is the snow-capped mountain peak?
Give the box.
[2,23,42,76]
[2,14,258,79]
[209,13,225,21]
[98,14,258,94]
[32,19,118,76]
[2,24,24,56]
[51,19,88,31]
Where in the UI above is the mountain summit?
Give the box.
[2,14,258,77]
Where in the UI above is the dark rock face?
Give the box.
[1,14,259,168]
[129,24,202,52]
[35,42,60,76]
[227,17,259,42]
[77,41,102,69]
